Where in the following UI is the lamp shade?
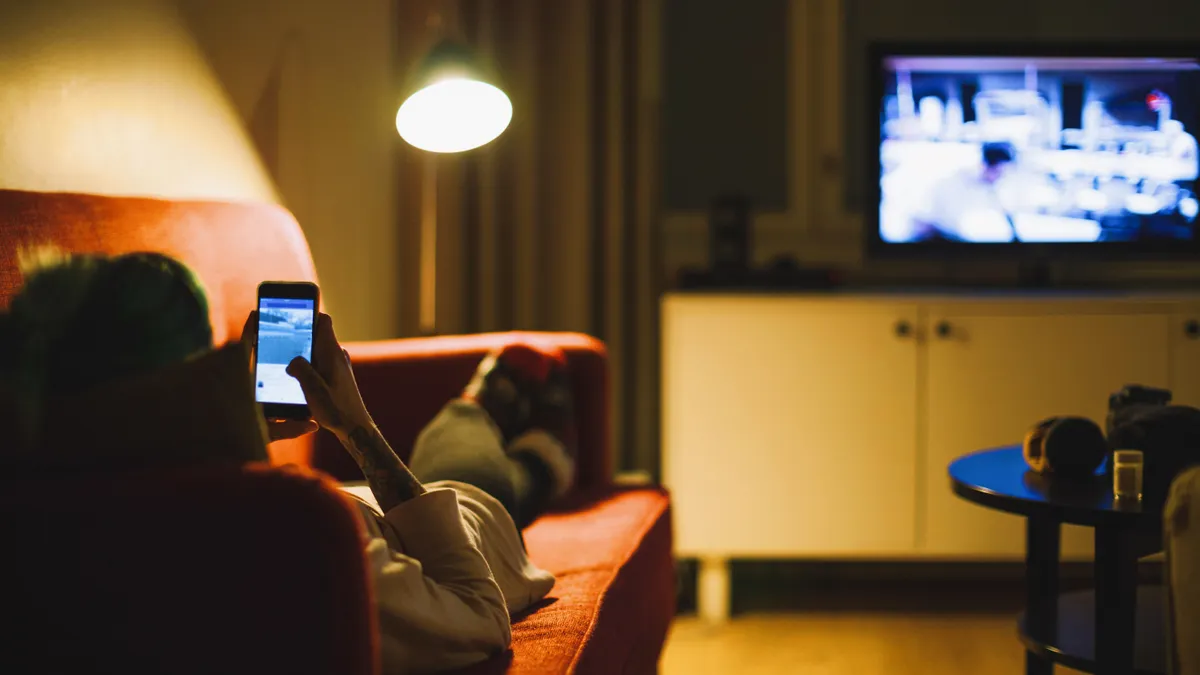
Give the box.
[396,39,512,153]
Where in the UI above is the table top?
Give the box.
[949,446,1163,528]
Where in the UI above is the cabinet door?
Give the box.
[663,296,920,556]
[924,309,1170,559]
[1170,308,1200,409]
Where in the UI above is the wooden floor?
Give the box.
[662,613,1087,675]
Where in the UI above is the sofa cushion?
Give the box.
[453,487,675,674]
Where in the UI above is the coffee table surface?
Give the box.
[948,446,1162,528]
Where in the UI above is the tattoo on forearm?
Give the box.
[344,425,427,512]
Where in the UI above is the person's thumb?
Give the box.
[287,356,327,398]
[241,311,259,344]
[241,312,259,367]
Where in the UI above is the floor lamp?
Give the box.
[396,19,512,335]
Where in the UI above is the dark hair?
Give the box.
[0,250,214,415]
[982,141,1017,168]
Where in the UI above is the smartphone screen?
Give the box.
[254,296,316,407]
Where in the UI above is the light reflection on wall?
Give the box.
[0,0,276,202]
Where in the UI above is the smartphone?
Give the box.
[254,282,319,420]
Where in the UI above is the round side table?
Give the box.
[949,446,1166,675]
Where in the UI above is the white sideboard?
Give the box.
[661,291,1200,621]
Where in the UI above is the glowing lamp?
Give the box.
[396,40,512,154]
[397,36,512,335]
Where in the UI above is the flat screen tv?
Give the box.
[867,43,1200,259]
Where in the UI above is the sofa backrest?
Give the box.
[0,188,317,345]
[316,331,615,493]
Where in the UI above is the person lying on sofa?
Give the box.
[0,249,578,674]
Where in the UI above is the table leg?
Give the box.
[1025,517,1060,675]
[1094,525,1138,675]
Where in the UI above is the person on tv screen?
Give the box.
[912,141,1021,243]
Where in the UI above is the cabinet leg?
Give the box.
[698,556,731,624]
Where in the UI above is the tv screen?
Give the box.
[873,47,1200,250]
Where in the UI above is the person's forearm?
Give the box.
[341,424,427,512]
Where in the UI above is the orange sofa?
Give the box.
[0,189,674,675]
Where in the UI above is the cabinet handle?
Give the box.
[895,320,913,338]
[1187,319,1200,339]
[935,321,952,339]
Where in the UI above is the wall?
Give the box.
[0,0,402,341]
[660,0,853,281]
[0,0,275,203]
[178,0,400,341]
[662,0,788,212]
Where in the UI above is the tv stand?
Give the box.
[662,290,1200,621]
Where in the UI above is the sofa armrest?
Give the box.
[310,332,613,492]
[0,464,378,675]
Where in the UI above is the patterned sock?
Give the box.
[462,342,566,445]
[508,359,577,499]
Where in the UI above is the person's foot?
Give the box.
[462,342,565,444]
[509,357,578,499]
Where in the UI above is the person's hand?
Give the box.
[285,313,373,441]
[264,418,320,442]
[240,311,259,363]
[240,311,319,442]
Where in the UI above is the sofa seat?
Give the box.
[456,488,674,675]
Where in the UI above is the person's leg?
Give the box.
[408,400,524,520]
[408,343,574,530]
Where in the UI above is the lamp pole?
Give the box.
[419,155,438,335]
[417,3,444,337]
[396,0,510,336]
